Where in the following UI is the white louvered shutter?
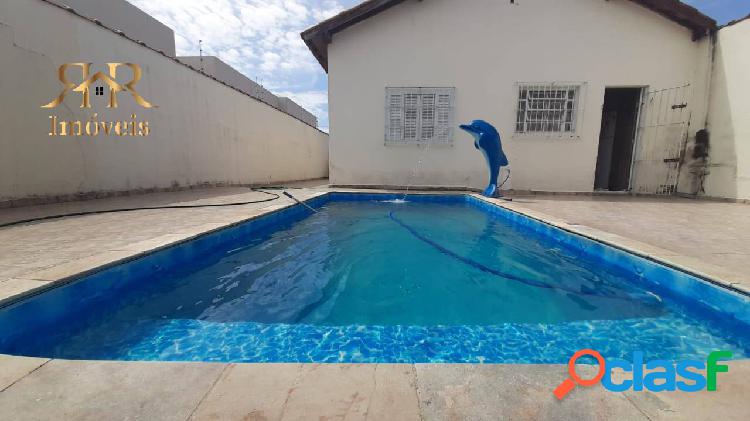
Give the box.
[385,90,404,142]
[403,92,419,141]
[420,93,436,141]
[385,87,454,145]
[435,88,454,144]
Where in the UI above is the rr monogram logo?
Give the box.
[42,63,156,109]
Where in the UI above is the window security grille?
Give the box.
[385,87,455,144]
[515,83,583,135]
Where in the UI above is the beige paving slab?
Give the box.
[0,354,49,392]
[19,250,142,282]
[0,360,226,421]
[110,233,197,253]
[259,203,293,213]
[190,209,270,225]
[0,185,747,420]
[622,360,750,420]
[367,365,422,421]
[0,264,43,282]
[280,364,421,421]
[698,253,750,282]
[190,363,302,421]
[0,278,53,305]
[173,222,247,238]
[506,194,750,276]
[477,194,750,289]
[556,225,683,258]
[415,364,648,421]
[657,254,748,286]
[0,255,70,272]
[4,186,743,290]
[0,186,304,224]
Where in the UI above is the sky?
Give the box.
[129,0,749,132]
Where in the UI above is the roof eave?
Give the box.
[301,0,407,73]
[719,12,749,29]
[302,31,329,73]
[301,0,718,72]
[630,0,717,40]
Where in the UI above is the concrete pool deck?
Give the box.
[0,182,748,420]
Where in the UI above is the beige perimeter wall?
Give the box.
[327,0,711,192]
[46,0,176,57]
[703,19,750,200]
[0,0,328,204]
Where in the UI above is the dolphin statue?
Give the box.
[459,120,509,198]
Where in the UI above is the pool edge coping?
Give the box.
[1,189,747,311]
[470,194,749,298]
[0,192,333,309]
[2,190,749,418]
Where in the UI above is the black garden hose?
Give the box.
[0,187,289,229]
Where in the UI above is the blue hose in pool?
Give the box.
[388,211,658,304]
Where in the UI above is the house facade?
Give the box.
[303,0,748,199]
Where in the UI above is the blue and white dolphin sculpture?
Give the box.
[459,120,509,198]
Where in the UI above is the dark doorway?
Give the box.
[594,88,642,191]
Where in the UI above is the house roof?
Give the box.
[722,12,750,28]
[301,0,717,72]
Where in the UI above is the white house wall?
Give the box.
[703,19,750,200]
[0,0,328,203]
[327,0,711,192]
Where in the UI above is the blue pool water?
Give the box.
[0,194,748,363]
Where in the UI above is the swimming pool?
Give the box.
[0,193,748,363]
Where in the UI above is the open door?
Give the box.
[594,88,642,191]
[630,84,692,194]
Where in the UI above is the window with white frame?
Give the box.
[515,83,583,135]
[385,87,455,144]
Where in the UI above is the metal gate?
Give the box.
[630,84,692,195]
